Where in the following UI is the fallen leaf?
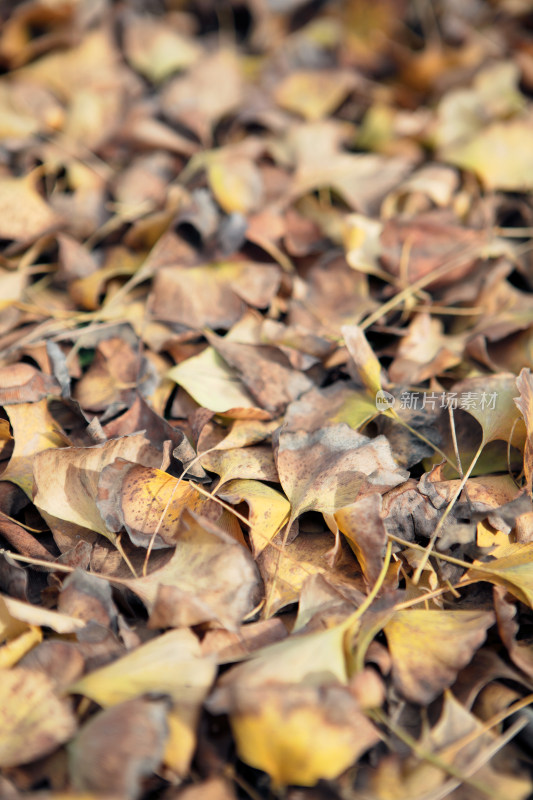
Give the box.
[274,69,356,121]
[384,609,495,704]
[258,528,363,617]
[2,399,70,496]
[342,324,385,399]
[206,331,314,416]
[0,668,76,767]
[33,433,161,542]
[161,49,243,139]
[123,14,201,83]
[69,697,168,799]
[468,543,533,609]
[514,367,533,491]
[168,346,261,415]
[69,628,216,776]
[0,173,60,241]
[124,510,260,630]
[229,684,379,788]
[493,587,533,680]
[335,493,387,587]
[218,479,290,557]
[201,618,287,664]
[453,373,526,449]
[444,119,533,191]
[208,624,350,711]
[201,446,278,487]
[97,460,241,548]
[275,423,408,522]
[284,383,378,433]
[0,363,61,404]
[151,261,280,331]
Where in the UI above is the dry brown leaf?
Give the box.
[161,49,243,140]
[258,530,363,617]
[151,262,280,331]
[124,509,260,630]
[33,433,161,542]
[335,493,387,588]
[379,214,491,289]
[0,173,61,241]
[275,423,408,522]
[0,668,76,767]
[68,697,168,799]
[201,618,287,664]
[0,364,60,405]
[206,331,313,416]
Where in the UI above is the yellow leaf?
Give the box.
[218,479,290,557]
[0,624,42,668]
[0,173,60,241]
[468,543,533,608]
[444,120,533,191]
[123,15,201,83]
[69,629,216,776]
[207,155,263,214]
[0,668,76,767]
[453,373,526,447]
[231,685,379,787]
[384,609,495,703]
[258,530,361,617]
[168,347,259,414]
[274,70,355,121]
[2,399,69,496]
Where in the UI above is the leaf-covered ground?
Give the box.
[2,0,533,798]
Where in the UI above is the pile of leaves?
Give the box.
[3,0,533,797]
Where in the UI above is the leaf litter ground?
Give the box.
[2,1,533,798]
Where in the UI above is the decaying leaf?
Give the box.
[97,460,242,548]
[0,668,76,767]
[69,698,168,799]
[70,628,216,776]
[276,423,408,522]
[33,434,161,542]
[2,399,70,496]
[335,493,387,587]
[2,2,533,796]
[384,609,495,704]
[124,510,260,630]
